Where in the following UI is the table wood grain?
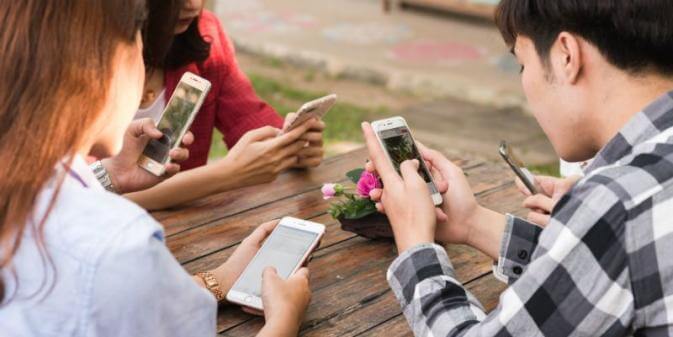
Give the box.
[152,147,526,336]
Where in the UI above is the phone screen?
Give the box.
[378,127,438,193]
[142,82,204,163]
[233,225,319,297]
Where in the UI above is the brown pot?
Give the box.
[338,212,394,240]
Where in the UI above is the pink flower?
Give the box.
[322,183,343,200]
[357,171,382,198]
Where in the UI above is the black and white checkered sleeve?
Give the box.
[387,179,634,337]
[493,215,542,284]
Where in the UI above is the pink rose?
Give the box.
[357,171,382,198]
[322,183,343,200]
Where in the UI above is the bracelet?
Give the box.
[90,160,117,193]
[196,271,225,302]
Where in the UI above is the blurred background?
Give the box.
[206,0,559,175]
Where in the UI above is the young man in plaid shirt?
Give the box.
[362,0,673,335]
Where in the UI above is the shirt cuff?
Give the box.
[386,243,455,307]
[493,215,542,284]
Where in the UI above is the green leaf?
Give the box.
[346,168,365,184]
[342,198,377,219]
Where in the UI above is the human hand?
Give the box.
[283,113,325,169]
[101,118,193,194]
[515,175,581,226]
[210,220,279,302]
[258,267,311,337]
[219,122,314,187]
[362,122,437,253]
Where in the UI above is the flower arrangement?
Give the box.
[322,169,381,220]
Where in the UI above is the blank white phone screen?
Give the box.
[233,225,318,297]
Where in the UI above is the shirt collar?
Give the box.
[585,91,673,174]
[63,155,104,191]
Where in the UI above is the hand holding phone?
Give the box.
[226,217,324,311]
[138,72,211,176]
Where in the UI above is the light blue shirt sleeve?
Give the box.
[87,213,217,337]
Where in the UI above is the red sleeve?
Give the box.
[198,11,284,148]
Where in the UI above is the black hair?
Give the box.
[142,0,211,72]
[495,0,673,76]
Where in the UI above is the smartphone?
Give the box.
[371,117,443,206]
[138,72,211,176]
[282,94,337,133]
[499,141,538,195]
[226,217,325,311]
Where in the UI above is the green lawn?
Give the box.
[209,73,387,159]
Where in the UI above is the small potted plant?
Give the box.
[322,169,394,240]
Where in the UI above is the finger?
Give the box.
[361,122,399,183]
[181,131,195,146]
[295,156,322,168]
[241,307,264,317]
[299,131,323,143]
[163,163,181,177]
[262,267,279,282]
[365,160,376,173]
[515,177,533,197]
[138,118,163,139]
[375,202,386,214]
[297,145,324,159]
[248,220,280,243]
[293,267,310,280]
[273,120,314,147]
[169,147,190,162]
[244,126,281,143]
[308,119,326,132]
[400,160,426,188]
[435,208,448,222]
[526,212,551,227]
[278,155,299,172]
[522,194,555,213]
[369,188,382,201]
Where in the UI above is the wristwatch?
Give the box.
[90,160,117,193]
[196,271,225,302]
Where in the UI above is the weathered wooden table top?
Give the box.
[151,147,526,336]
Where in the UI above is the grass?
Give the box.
[529,163,561,177]
[208,73,388,159]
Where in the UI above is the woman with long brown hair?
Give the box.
[0,1,311,336]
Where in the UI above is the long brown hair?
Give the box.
[0,0,147,303]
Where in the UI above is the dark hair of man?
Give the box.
[495,0,673,76]
[143,0,211,72]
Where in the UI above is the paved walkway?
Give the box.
[214,0,524,108]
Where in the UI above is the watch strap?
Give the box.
[196,271,225,302]
[90,160,117,193]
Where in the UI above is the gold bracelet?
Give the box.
[196,271,225,302]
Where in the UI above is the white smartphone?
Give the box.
[138,72,211,176]
[371,116,443,206]
[282,94,337,133]
[226,217,325,311]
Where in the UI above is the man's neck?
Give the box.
[591,74,673,150]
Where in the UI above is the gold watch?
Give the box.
[196,271,225,302]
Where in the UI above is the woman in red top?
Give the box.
[127,0,325,210]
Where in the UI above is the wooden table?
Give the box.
[152,148,526,336]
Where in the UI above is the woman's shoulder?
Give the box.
[197,10,236,70]
[44,182,164,265]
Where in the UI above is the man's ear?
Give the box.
[553,32,583,85]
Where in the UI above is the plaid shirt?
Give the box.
[387,91,673,336]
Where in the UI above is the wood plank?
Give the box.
[355,274,507,337]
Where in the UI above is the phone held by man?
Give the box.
[371,116,443,206]
[138,72,211,176]
[499,141,539,195]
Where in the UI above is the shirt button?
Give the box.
[513,266,523,275]
[518,250,528,260]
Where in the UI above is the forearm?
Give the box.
[465,206,507,260]
[125,161,240,210]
